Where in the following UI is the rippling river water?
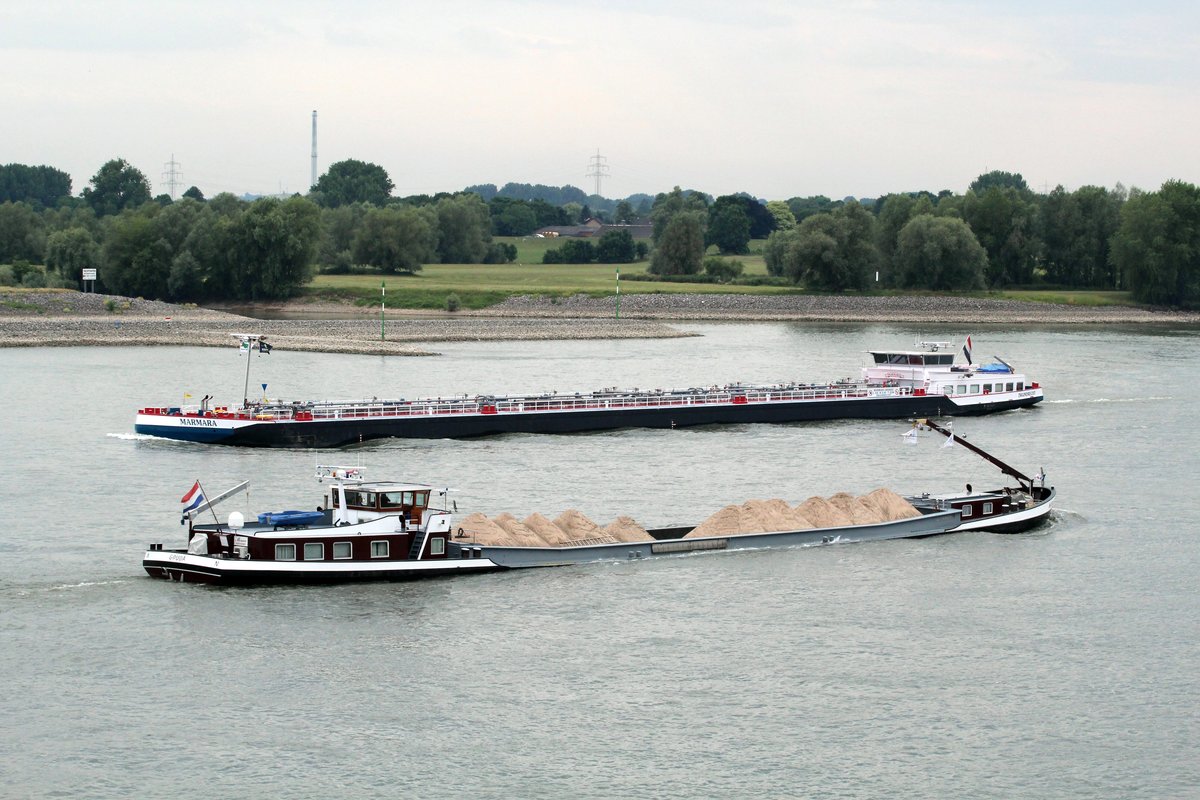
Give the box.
[1,322,1198,799]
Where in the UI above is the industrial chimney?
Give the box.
[310,110,318,190]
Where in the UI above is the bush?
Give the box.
[703,256,744,282]
[0,265,14,286]
[104,298,118,313]
[445,293,461,312]
[21,269,46,288]
[483,242,517,264]
[543,239,596,264]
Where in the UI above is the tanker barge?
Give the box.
[134,335,1043,448]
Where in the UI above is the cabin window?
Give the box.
[873,354,888,364]
[970,384,981,394]
[1006,382,1014,392]
[1017,382,1025,391]
[962,504,973,517]
[957,384,967,394]
[430,537,445,556]
[275,543,296,561]
[983,502,993,515]
[333,541,352,559]
[908,355,924,365]
[371,540,389,558]
[304,542,324,560]
[380,492,404,508]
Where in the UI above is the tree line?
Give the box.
[2,160,1198,308]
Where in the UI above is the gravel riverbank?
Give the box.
[2,289,1196,355]
[0,290,692,354]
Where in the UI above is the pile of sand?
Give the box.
[603,515,653,543]
[859,487,922,520]
[523,512,573,546]
[554,509,616,545]
[459,489,919,547]
[457,509,643,548]
[683,489,919,539]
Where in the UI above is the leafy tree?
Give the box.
[969,170,1029,194]
[875,194,918,281]
[0,164,72,207]
[770,202,877,290]
[650,187,709,243]
[893,215,987,289]
[649,211,705,275]
[311,159,394,207]
[82,159,152,216]
[1111,180,1200,308]
[435,193,491,263]
[44,227,100,284]
[785,195,838,223]
[225,196,322,299]
[351,205,437,274]
[1039,185,1123,287]
[488,197,539,236]
[961,186,1039,285]
[765,200,795,231]
[613,200,636,224]
[182,186,205,201]
[707,196,752,254]
[0,201,46,262]
[595,229,636,263]
[42,203,99,237]
[101,205,171,298]
[318,203,369,271]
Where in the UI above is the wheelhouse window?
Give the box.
[333,541,352,560]
[304,542,324,560]
[275,543,296,561]
[430,537,445,556]
[371,540,389,558]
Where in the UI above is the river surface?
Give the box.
[1,322,1198,799]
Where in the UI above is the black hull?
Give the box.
[143,560,503,585]
[219,394,1043,448]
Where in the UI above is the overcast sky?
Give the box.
[2,1,1196,202]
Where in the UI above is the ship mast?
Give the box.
[916,418,1034,490]
[230,333,269,407]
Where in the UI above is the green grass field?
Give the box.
[296,237,1138,311]
[306,237,783,309]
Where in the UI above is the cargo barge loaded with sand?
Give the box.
[143,438,1055,585]
[133,335,1043,448]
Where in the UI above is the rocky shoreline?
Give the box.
[1,289,1196,355]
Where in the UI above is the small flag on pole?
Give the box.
[962,335,973,364]
[180,481,206,513]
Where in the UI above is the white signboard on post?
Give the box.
[82,268,97,281]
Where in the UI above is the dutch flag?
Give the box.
[181,481,205,513]
[962,335,973,365]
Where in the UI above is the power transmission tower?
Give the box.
[586,150,610,198]
[162,154,183,199]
